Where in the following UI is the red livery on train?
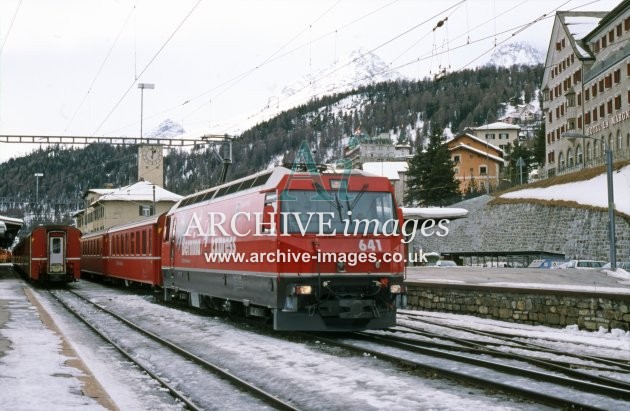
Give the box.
[82,215,165,286]
[82,167,407,331]
[12,225,81,284]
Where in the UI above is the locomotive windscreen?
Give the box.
[279,190,395,235]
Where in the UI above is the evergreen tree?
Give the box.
[533,122,546,166]
[404,128,461,206]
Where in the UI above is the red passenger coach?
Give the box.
[81,215,164,286]
[12,225,81,284]
[161,167,407,331]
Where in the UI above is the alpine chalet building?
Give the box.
[542,0,630,177]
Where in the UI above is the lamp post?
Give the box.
[138,83,155,139]
[563,132,616,270]
[34,173,43,204]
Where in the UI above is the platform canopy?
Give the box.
[0,215,24,249]
[402,207,468,220]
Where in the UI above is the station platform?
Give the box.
[405,266,630,295]
[0,263,114,409]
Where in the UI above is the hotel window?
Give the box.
[626,17,630,31]
[608,30,614,43]
[593,108,598,121]
[607,99,612,114]
[573,69,581,83]
[453,155,460,163]
[479,166,487,175]
[615,95,621,110]
[601,35,607,48]
[599,79,604,92]
[593,40,600,53]
[614,69,620,84]
[585,112,591,125]
[605,74,612,88]
[585,88,590,101]
[617,24,622,37]
[592,84,597,97]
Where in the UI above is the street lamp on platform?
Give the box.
[562,132,616,270]
[138,82,155,139]
[34,173,43,204]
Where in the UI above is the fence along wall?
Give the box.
[406,284,630,331]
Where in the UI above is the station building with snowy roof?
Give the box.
[74,180,182,234]
[471,121,521,152]
[362,161,408,205]
[542,0,630,177]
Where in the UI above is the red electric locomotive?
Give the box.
[12,225,81,284]
[161,166,406,331]
[81,215,164,286]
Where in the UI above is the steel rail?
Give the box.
[64,289,300,411]
[306,332,627,410]
[398,312,630,370]
[48,290,202,411]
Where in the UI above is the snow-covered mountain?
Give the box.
[280,48,404,99]
[239,49,405,132]
[486,42,544,67]
[146,119,185,139]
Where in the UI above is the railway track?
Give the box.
[397,311,630,372]
[48,289,300,411]
[306,330,630,410]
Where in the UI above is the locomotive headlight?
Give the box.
[295,285,313,295]
[390,284,402,294]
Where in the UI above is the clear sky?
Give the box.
[0,0,622,162]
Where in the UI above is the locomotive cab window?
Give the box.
[280,190,395,234]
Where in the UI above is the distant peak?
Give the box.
[147,119,185,139]
[486,41,544,67]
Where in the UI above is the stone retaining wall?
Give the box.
[417,195,630,261]
[406,284,630,331]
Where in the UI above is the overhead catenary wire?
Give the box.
[91,0,203,137]
[64,4,137,133]
[103,0,401,136]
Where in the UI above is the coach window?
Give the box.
[136,232,141,255]
[142,230,147,255]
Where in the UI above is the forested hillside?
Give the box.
[0,63,543,230]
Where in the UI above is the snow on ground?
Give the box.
[500,164,630,216]
[0,273,105,410]
[604,268,630,281]
[399,310,630,355]
[2,272,629,410]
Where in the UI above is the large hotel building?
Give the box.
[542,0,630,177]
